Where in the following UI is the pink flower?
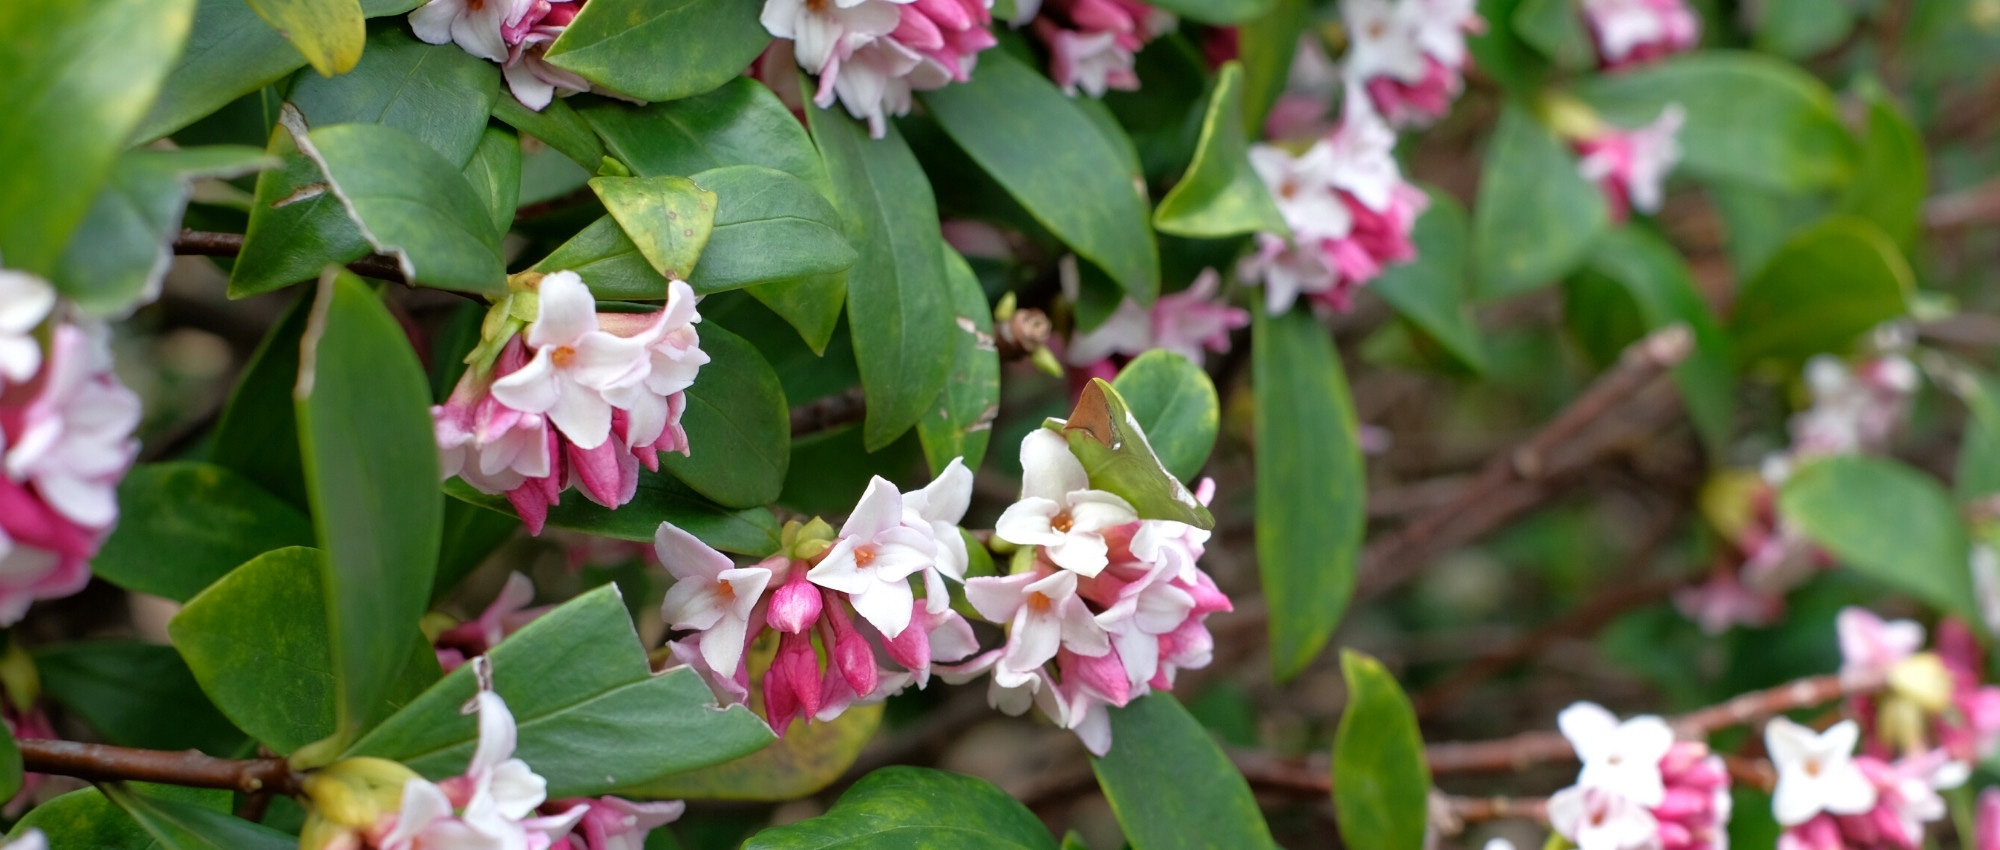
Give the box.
[657,522,775,681]
[1789,355,1918,459]
[808,477,939,639]
[1936,619,2000,763]
[1654,742,1731,850]
[504,26,595,111]
[545,796,683,850]
[435,572,552,672]
[1574,104,1684,221]
[410,0,535,62]
[491,271,654,451]
[1582,0,1698,69]
[965,566,1110,689]
[436,337,553,496]
[1674,571,1783,634]
[994,429,1138,577]
[1548,785,1660,850]
[1977,788,2000,850]
[1031,0,1173,97]
[1836,607,1924,687]
[1342,0,1482,128]
[1063,270,1249,369]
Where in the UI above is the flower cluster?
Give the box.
[1028,0,1176,98]
[1837,609,2000,775]
[0,270,141,626]
[1767,717,1962,850]
[1239,95,1427,316]
[657,460,980,732]
[434,271,708,536]
[944,429,1231,755]
[759,0,997,137]
[1581,0,1699,70]
[1573,104,1685,222]
[1061,267,1249,377]
[1548,702,1731,850]
[409,0,596,110]
[1339,0,1482,128]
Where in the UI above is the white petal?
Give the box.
[660,580,725,631]
[1558,702,1621,760]
[529,271,599,347]
[489,349,561,413]
[484,758,548,819]
[905,457,973,524]
[1020,429,1089,502]
[1065,490,1138,532]
[850,580,915,639]
[1045,533,1109,578]
[700,614,750,676]
[654,521,733,582]
[994,498,1064,547]
[545,382,613,449]
[964,573,1035,622]
[467,691,519,780]
[841,476,905,538]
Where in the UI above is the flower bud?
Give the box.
[1889,652,1955,713]
[299,757,422,850]
[767,568,823,634]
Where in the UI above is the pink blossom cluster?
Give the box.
[1574,104,1685,222]
[1581,0,1699,70]
[433,271,708,536]
[1548,702,1731,850]
[758,0,997,137]
[0,271,141,626]
[1061,267,1249,379]
[1840,610,2000,772]
[1238,97,1427,316]
[656,460,982,733]
[939,429,1230,755]
[409,0,595,110]
[1263,35,1342,142]
[1339,0,1482,128]
[432,572,553,672]
[1768,716,1961,850]
[1027,0,1176,98]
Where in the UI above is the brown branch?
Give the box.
[790,386,869,437]
[1925,176,2000,233]
[175,229,409,285]
[1441,793,1550,825]
[20,739,302,796]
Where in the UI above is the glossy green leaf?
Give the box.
[1236,0,1309,134]
[921,49,1161,302]
[658,322,790,508]
[1513,0,1595,70]
[747,273,850,357]
[1728,217,1910,365]
[136,0,304,143]
[1836,87,1926,248]
[745,766,1057,849]
[629,693,881,800]
[295,272,444,751]
[1111,351,1220,482]
[583,79,833,195]
[1581,227,1735,455]
[916,246,1001,477]
[1332,651,1431,850]
[303,122,508,293]
[14,788,156,849]
[246,0,365,76]
[1091,693,1277,850]
[1472,103,1609,298]
[290,27,501,167]
[51,146,275,315]
[1753,0,1854,58]
[1154,62,1288,239]
[684,165,857,293]
[1952,367,2000,503]
[590,175,718,282]
[446,476,782,556]
[1576,51,1855,192]
[1779,455,1977,622]
[37,641,246,755]
[534,216,670,300]
[93,461,316,602]
[433,498,521,602]
[1708,181,1829,280]
[544,0,771,102]
[1467,0,1547,93]
[229,123,372,297]
[209,293,310,507]
[492,96,606,170]
[1371,190,1485,373]
[102,783,298,850]
[462,126,523,236]
[349,586,775,796]
[1254,308,1365,680]
[1141,0,1272,23]
[806,107,954,451]
[1055,380,1215,529]
[0,0,194,276]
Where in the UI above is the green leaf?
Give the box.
[744,766,1057,849]
[659,321,790,508]
[1728,217,1910,365]
[1467,0,1548,93]
[1836,87,1926,248]
[434,497,521,602]
[51,146,275,315]
[446,475,782,556]
[1581,228,1736,455]
[1154,63,1288,239]
[290,26,501,167]
[1253,308,1365,680]
[1332,651,1431,850]
[629,702,882,801]
[1235,0,1308,134]
[1708,181,1829,279]
[583,78,835,195]
[544,0,771,102]
[685,166,857,294]
[136,0,303,143]
[295,272,444,751]
[1576,51,1855,193]
[209,293,310,506]
[1371,190,1485,373]
[37,641,246,755]
[1472,103,1609,298]
[349,586,775,796]
[806,108,954,451]
[245,0,365,76]
[93,462,316,602]
[101,783,298,850]
[1110,352,1220,482]
[0,719,17,803]
[1778,455,1977,622]
[591,175,718,282]
[1055,380,1215,529]
[1513,0,1595,70]
[1090,693,1277,850]
[15,788,156,849]
[493,95,606,170]
[917,247,1001,477]
[1951,367,2000,503]
[534,216,671,300]
[303,122,508,293]
[1141,0,1273,24]
[462,126,523,236]
[0,0,195,276]
[229,123,372,297]
[920,49,1161,302]
[1752,0,1855,58]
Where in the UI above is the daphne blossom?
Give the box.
[659,522,775,678]
[411,0,595,108]
[0,271,53,388]
[809,477,939,638]
[1574,104,1684,221]
[1559,702,1675,806]
[1549,703,1732,850]
[1063,268,1249,370]
[759,0,995,138]
[1768,718,1877,827]
[1341,0,1482,128]
[1582,0,1698,69]
[996,429,1138,577]
[547,796,684,850]
[1836,607,1923,687]
[1030,0,1175,97]
[434,572,553,672]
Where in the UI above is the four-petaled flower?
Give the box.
[1767,717,1878,827]
[964,568,1109,689]
[809,477,938,639]
[491,271,653,451]
[658,522,773,679]
[1558,701,1675,807]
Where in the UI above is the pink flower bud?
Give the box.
[764,631,822,734]
[823,594,878,697]
[882,600,931,673]
[1976,789,2000,850]
[766,568,822,634]
[1060,647,1131,706]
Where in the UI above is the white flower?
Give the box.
[964,569,1110,689]
[818,37,924,139]
[602,279,709,449]
[995,429,1138,577]
[1320,93,1404,214]
[410,0,533,62]
[1343,0,1429,84]
[901,457,975,614]
[1249,142,1353,241]
[490,271,653,450]
[1558,701,1674,807]
[1547,785,1661,850]
[760,0,906,77]
[0,270,54,387]
[657,522,774,678]
[1766,717,1878,827]
[380,681,586,850]
[1404,0,1478,69]
[1835,606,1924,685]
[1582,0,1696,64]
[810,477,939,639]
[3,322,141,530]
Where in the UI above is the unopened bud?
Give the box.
[767,569,823,633]
[1878,694,1933,756]
[1889,652,1955,713]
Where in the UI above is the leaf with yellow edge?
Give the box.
[1153,62,1287,239]
[589,175,718,283]
[246,0,366,76]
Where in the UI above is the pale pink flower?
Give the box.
[900,457,974,612]
[1767,718,1877,827]
[0,272,53,388]
[3,323,141,531]
[809,477,939,639]
[1582,0,1698,68]
[410,0,535,62]
[435,572,552,672]
[1559,701,1675,807]
[1547,785,1661,850]
[436,337,553,495]
[546,796,684,850]
[1575,104,1684,221]
[1976,788,2000,850]
[964,567,1109,689]
[1674,571,1783,634]
[1789,355,1918,459]
[1835,607,1924,687]
[490,271,653,451]
[1032,0,1173,97]
[760,0,907,83]
[504,27,594,111]
[1342,0,1481,128]
[1063,270,1250,368]
[597,279,706,452]
[995,429,1138,577]
[657,522,774,680]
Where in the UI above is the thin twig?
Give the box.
[19,739,302,796]
[175,229,409,285]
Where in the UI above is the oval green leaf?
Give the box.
[37,641,246,755]
[445,476,783,556]
[1056,380,1214,529]
[745,766,1058,850]
[685,165,857,294]
[245,0,365,77]
[590,174,718,283]
[1111,351,1220,482]
[1370,189,1485,374]
[1154,62,1288,238]
[101,783,298,850]
[916,246,1002,476]
[1836,87,1926,248]
[289,27,501,167]
[1472,103,1609,298]
[1778,455,1978,623]
[1333,650,1431,850]
[654,321,790,508]
[1091,693,1278,850]
[301,122,507,293]
[1728,216,1910,365]
[1581,227,1735,456]
[544,0,771,102]
[93,461,316,602]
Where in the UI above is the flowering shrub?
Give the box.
[2,0,1997,846]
